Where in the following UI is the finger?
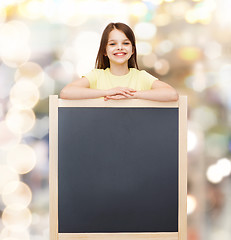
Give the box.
[119,91,131,97]
[118,91,129,97]
[124,90,134,96]
[105,96,114,100]
[109,95,125,100]
[117,95,127,99]
[112,95,121,99]
[120,88,136,95]
[119,96,127,99]
[124,87,136,92]
[125,91,133,97]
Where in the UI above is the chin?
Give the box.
[112,59,130,65]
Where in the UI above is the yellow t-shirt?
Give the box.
[83,68,158,91]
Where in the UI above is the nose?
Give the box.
[117,44,123,50]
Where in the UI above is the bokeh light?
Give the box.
[154,13,171,26]
[0,0,26,8]
[2,181,32,209]
[15,62,44,87]
[150,0,164,5]
[136,41,152,55]
[190,106,217,131]
[0,7,6,24]
[188,130,198,152]
[217,65,231,106]
[206,163,223,184]
[7,144,36,174]
[0,20,30,68]
[5,108,36,134]
[187,194,197,215]
[205,133,229,158]
[178,47,202,61]
[44,60,75,85]
[134,22,157,40]
[167,1,190,18]
[216,158,231,177]
[155,40,174,55]
[185,0,215,24]
[59,0,89,26]
[74,31,101,76]
[18,0,44,20]
[0,228,30,240]
[0,165,19,194]
[0,20,30,43]
[204,41,222,60]
[45,0,79,25]
[215,0,231,27]
[154,59,170,75]
[130,2,148,17]
[2,206,32,231]
[10,81,40,110]
[1,45,31,68]
[185,62,211,92]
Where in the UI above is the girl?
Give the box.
[60,22,178,102]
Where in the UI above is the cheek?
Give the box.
[104,47,110,56]
[126,45,133,53]
[105,47,112,55]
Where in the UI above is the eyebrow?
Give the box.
[108,39,130,42]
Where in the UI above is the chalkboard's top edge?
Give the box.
[59,232,179,234]
[57,98,182,108]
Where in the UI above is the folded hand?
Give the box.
[104,94,136,101]
[104,87,136,101]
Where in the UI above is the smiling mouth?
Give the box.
[114,53,126,56]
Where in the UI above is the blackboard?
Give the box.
[49,96,187,240]
[58,107,178,233]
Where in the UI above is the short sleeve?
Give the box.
[82,69,97,89]
[140,70,158,90]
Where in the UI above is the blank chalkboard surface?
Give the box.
[58,107,178,233]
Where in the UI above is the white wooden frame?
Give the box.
[49,96,187,240]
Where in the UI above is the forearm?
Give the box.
[60,86,107,100]
[134,88,179,102]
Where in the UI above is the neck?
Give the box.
[109,63,129,76]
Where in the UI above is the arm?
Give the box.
[60,77,136,100]
[133,80,179,102]
[60,77,108,99]
[105,80,179,102]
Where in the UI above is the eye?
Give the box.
[109,43,115,45]
[123,42,130,45]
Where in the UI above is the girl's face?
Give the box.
[105,29,134,67]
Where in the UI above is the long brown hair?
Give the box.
[95,22,139,69]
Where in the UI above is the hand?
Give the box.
[105,87,136,98]
[104,93,137,101]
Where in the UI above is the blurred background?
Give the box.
[0,0,231,239]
